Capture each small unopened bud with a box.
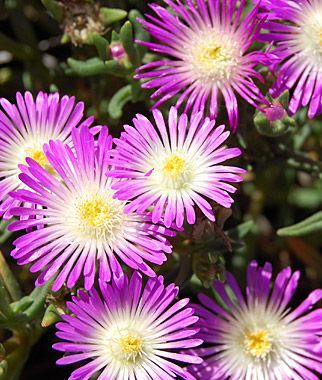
[110,42,128,64]
[255,101,295,137]
[263,104,286,122]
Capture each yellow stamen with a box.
[319,29,322,46]
[119,333,143,362]
[74,192,124,241]
[26,147,54,174]
[78,196,110,228]
[244,330,272,359]
[188,36,239,83]
[197,45,231,64]
[163,155,186,178]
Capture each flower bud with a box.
[255,100,295,137]
[110,42,128,64]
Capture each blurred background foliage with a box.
[0,0,321,379]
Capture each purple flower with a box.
[260,0,322,118]
[109,108,245,228]
[190,261,322,379]
[8,127,175,291]
[0,91,93,219]
[53,272,202,380]
[135,0,269,130]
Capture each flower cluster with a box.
[9,126,175,291]
[0,0,321,379]
[0,89,244,377]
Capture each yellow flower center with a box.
[163,155,186,178]
[78,196,110,228]
[25,147,54,174]
[319,29,322,46]
[119,333,143,363]
[197,45,232,65]
[29,149,47,167]
[244,330,272,359]
[75,193,123,240]
[187,34,239,83]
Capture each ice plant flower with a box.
[135,0,269,130]
[260,0,322,118]
[8,127,175,291]
[54,272,202,380]
[109,108,245,228]
[0,91,93,218]
[190,261,322,379]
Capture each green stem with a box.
[0,252,23,302]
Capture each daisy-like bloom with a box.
[135,0,269,130]
[109,108,245,228]
[8,127,175,291]
[260,0,322,118]
[0,91,94,218]
[54,272,202,380]
[190,261,322,379]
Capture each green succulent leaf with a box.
[120,21,139,66]
[0,251,22,302]
[66,58,109,76]
[128,9,150,58]
[108,84,132,119]
[278,211,322,236]
[0,280,12,319]
[41,0,64,22]
[104,59,132,76]
[99,8,127,26]
[24,280,53,321]
[227,220,255,241]
[91,34,109,61]
[41,304,61,327]
[10,297,33,314]
[111,30,120,43]
[289,187,322,208]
